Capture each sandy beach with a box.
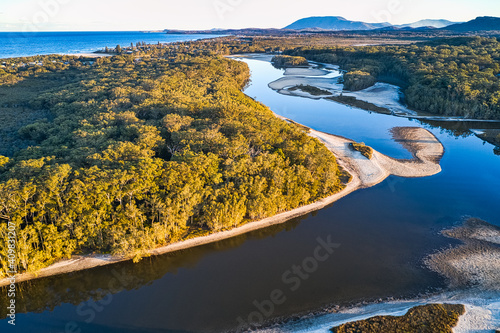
[64,52,113,58]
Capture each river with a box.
[1,55,500,333]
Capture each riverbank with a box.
[258,54,500,123]
[255,289,500,333]
[0,121,444,287]
[330,303,465,333]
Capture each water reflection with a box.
[1,56,499,333]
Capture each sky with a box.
[1,0,500,32]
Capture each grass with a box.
[289,84,332,96]
[348,142,373,159]
[331,303,465,333]
[338,166,353,185]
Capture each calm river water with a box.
[1,56,500,333]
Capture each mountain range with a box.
[284,16,391,31]
[163,16,500,36]
[283,16,500,32]
[442,16,500,32]
[398,19,459,29]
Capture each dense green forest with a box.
[271,55,309,68]
[285,37,500,119]
[3,33,500,277]
[0,40,344,276]
[342,71,376,91]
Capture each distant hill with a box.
[284,16,390,31]
[442,16,500,32]
[397,19,459,29]
[374,26,436,31]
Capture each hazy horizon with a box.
[2,0,500,32]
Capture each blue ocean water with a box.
[0,31,221,59]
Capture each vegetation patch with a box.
[343,70,376,91]
[348,142,373,159]
[289,84,332,96]
[271,55,309,68]
[330,303,465,333]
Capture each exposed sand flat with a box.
[268,71,414,116]
[231,53,275,62]
[268,76,342,92]
[284,67,330,76]
[449,252,500,290]
[454,303,497,333]
[426,218,500,291]
[0,122,444,286]
[262,58,500,123]
[309,126,444,188]
[343,83,416,116]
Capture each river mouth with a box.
[1,55,500,333]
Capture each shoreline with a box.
[255,289,500,333]
[250,53,500,124]
[0,120,444,287]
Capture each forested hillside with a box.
[285,37,500,119]
[0,42,344,276]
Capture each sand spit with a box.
[329,303,465,333]
[426,218,500,290]
[284,67,330,76]
[269,76,341,94]
[308,126,444,188]
[0,123,444,287]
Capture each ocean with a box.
[0,31,221,59]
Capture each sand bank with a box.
[426,218,500,290]
[284,67,330,76]
[308,126,443,188]
[255,289,500,333]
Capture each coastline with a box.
[0,119,444,287]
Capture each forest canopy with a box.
[0,40,344,276]
[271,55,309,68]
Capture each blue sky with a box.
[1,0,500,31]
